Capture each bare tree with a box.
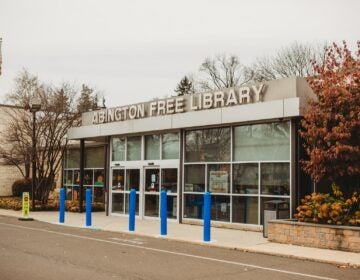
[252,41,326,81]
[1,70,98,204]
[198,54,254,91]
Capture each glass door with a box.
[143,167,178,219]
[144,168,160,217]
[161,168,178,219]
[111,167,140,215]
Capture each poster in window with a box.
[209,171,228,193]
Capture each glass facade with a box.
[110,133,180,219]
[108,122,291,226]
[145,135,160,160]
[127,137,142,161]
[184,122,291,225]
[63,146,105,203]
[185,127,230,162]
[162,133,179,159]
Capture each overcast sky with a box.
[0,0,359,106]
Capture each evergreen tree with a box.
[77,84,98,113]
[174,76,194,96]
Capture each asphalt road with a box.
[0,215,358,280]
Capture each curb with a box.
[1,213,359,268]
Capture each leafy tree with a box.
[253,42,326,81]
[300,41,360,194]
[198,54,254,91]
[174,76,194,96]
[0,70,101,204]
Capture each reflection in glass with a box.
[233,164,258,194]
[127,136,141,161]
[112,137,125,161]
[64,170,73,185]
[84,170,93,185]
[184,194,203,219]
[166,195,177,219]
[66,149,80,168]
[211,195,230,222]
[185,127,231,162]
[207,164,230,193]
[145,194,159,217]
[85,147,104,168]
[261,163,290,195]
[234,122,290,161]
[161,169,177,193]
[112,193,124,213]
[112,169,124,190]
[145,135,160,160]
[162,133,179,159]
[126,169,140,191]
[184,165,205,192]
[232,196,258,224]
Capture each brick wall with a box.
[268,220,360,253]
[0,164,24,196]
[0,106,25,196]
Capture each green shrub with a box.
[11,178,32,197]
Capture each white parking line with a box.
[109,237,144,245]
[0,222,338,280]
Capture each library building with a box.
[66,77,313,229]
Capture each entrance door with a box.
[111,167,140,215]
[144,167,178,219]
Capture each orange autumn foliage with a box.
[295,184,360,226]
[300,41,360,189]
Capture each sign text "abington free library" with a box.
[92,84,265,124]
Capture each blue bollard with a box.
[59,188,65,223]
[85,188,92,227]
[203,192,211,242]
[160,190,167,236]
[129,189,136,232]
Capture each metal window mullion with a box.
[289,120,293,219]
[160,134,162,160]
[258,162,261,225]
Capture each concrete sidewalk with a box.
[1,209,359,268]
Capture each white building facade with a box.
[67,77,313,229]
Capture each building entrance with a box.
[144,167,178,219]
[111,166,179,220]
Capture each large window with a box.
[112,137,125,161]
[145,135,160,160]
[184,165,205,192]
[183,121,291,225]
[261,163,290,195]
[112,133,180,162]
[233,163,258,194]
[185,127,230,162]
[63,146,105,204]
[234,122,290,161]
[127,136,141,161]
[162,133,179,159]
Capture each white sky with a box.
[0,0,359,106]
